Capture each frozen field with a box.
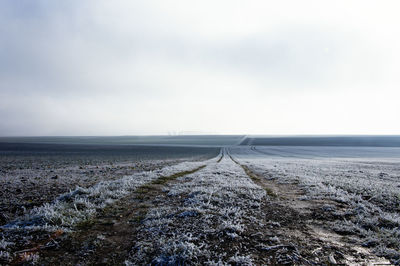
[0,143,219,226]
[230,146,400,264]
[0,143,399,264]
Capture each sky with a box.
[0,0,400,136]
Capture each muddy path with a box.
[228,151,392,265]
[1,155,218,265]
[33,165,211,265]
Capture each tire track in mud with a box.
[228,152,278,198]
[125,151,271,265]
[118,150,310,264]
[35,161,217,265]
[228,149,392,265]
[7,148,391,265]
[3,154,222,265]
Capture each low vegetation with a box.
[239,153,400,264]
[1,145,398,264]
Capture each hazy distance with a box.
[1,0,399,136]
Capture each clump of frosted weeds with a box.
[204,258,228,266]
[152,238,204,265]
[23,253,40,264]
[229,253,254,265]
[219,220,244,234]
[0,251,11,263]
[0,238,13,249]
[0,237,14,263]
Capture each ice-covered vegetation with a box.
[125,155,266,264]
[232,146,400,263]
[1,143,399,264]
[4,160,214,230]
[0,143,219,224]
[0,158,217,264]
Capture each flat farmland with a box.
[230,145,400,264]
[0,143,219,225]
[0,141,399,265]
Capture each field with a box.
[0,139,399,265]
[231,146,400,264]
[0,135,245,146]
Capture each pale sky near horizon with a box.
[0,0,399,136]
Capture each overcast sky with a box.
[1,0,399,136]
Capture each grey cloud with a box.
[0,1,371,98]
[0,1,398,135]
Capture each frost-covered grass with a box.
[233,147,400,263]
[126,155,266,264]
[0,238,13,262]
[0,158,186,225]
[0,144,219,225]
[0,157,217,264]
[3,160,213,230]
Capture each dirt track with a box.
[1,149,395,265]
[229,152,391,265]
